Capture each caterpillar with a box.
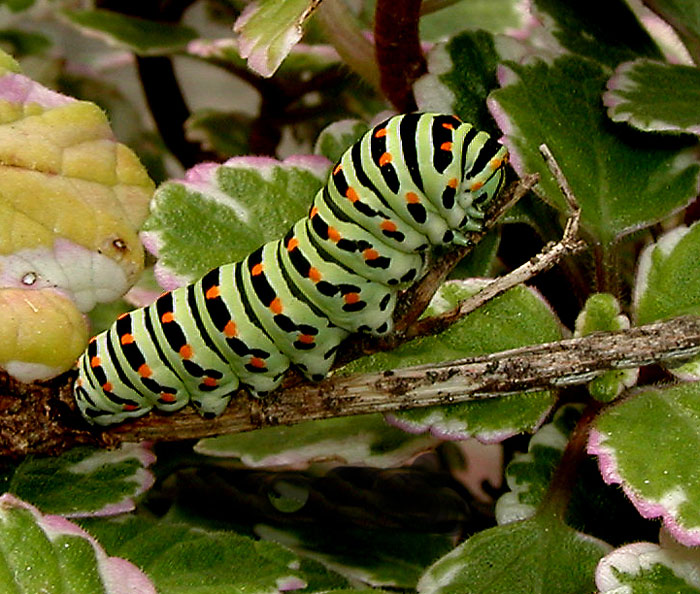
[74,113,508,426]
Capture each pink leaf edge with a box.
[0,494,157,594]
[588,428,700,546]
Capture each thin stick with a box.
[407,146,586,338]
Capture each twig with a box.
[104,315,700,443]
[406,145,586,339]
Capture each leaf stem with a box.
[538,403,601,521]
[374,0,427,111]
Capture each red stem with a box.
[374,0,427,111]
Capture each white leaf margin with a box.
[596,529,700,592]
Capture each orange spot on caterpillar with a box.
[179,344,193,359]
[138,364,152,378]
[102,382,113,392]
[375,127,387,137]
[251,263,264,276]
[440,141,453,151]
[160,393,176,403]
[470,181,484,191]
[344,292,360,304]
[76,378,83,387]
[270,297,283,314]
[333,163,342,175]
[363,248,379,260]
[328,227,341,242]
[442,122,454,130]
[205,285,220,299]
[202,377,218,387]
[224,320,237,337]
[490,157,504,169]
[287,237,299,251]
[90,356,101,368]
[123,404,139,411]
[405,192,420,204]
[380,220,397,232]
[161,311,174,323]
[120,333,134,345]
[308,267,322,282]
[346,187,359,202]
[448,178,459,188]
[250,357,266,368]
[298,334,315,344]
[310,206,319,218]
[379,152,392,166]
[117,312,128,320]
[89,336,96,344]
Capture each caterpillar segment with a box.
[74,113,509,425]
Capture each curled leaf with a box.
[0,288,88,381]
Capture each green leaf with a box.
[489,55,700,245]
[313,119,369,164]
[597,536,700,593]
[342,280,561,441]
[496,404,583,524]
[186,109,254,159]
[141,155,328,286]
[8,444,155,517]
[417,515,610,594]
[605,59,700,134]
[0,494,155,593]
[258,523,453,588]
[0,29,50,56]
[642,0,700,64]
[531,0,662,69]
[633,222,700,379]
[634,223,700,324]
[415,30,502,137]
[574,294,638,402]
[233,0,321,77]
[589,382,700,546]
[420,0,523,41]
[195,414,441,468]
[61,9,197,54]
[81,515,307,593]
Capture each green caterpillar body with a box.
[75,113,508,425]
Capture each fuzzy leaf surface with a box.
[0,494,155,593]
[141,155,329,288]
[597,535,700,593]
[195,414,441,468]
[343,280,561,442]
[532,0,662,68]
[0,288,88,382]
[234,0,321,77]
[574,293,637,402]
[589,382,700,546]
[633,223,700,379]
[489,56,700,245]
[415,30,502,137]
[605,59,700,134]
[8,443,155,517]
[417,515,610,594]
[81,515,307,593]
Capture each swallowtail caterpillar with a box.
[75,113,508,425]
